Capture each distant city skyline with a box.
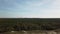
[0,0,60,18]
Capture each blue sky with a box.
[0,0,60,18]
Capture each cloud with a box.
[39,9,60,18]
[40,0,60,18]
[49,0,60,9]
[0,0,60,18]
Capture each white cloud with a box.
[41,0,60,18]
[38,9,60,18]
[49,0,60,8]
[0,0,60,18]
[12,0,60,18]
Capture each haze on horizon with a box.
[0,0,60,18]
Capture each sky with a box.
[0,0,60,18]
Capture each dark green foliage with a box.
[0,18,60,32]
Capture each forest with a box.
[0,18,60,33]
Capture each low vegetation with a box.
[0,18,60,33]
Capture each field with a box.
[0,18,60,34]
